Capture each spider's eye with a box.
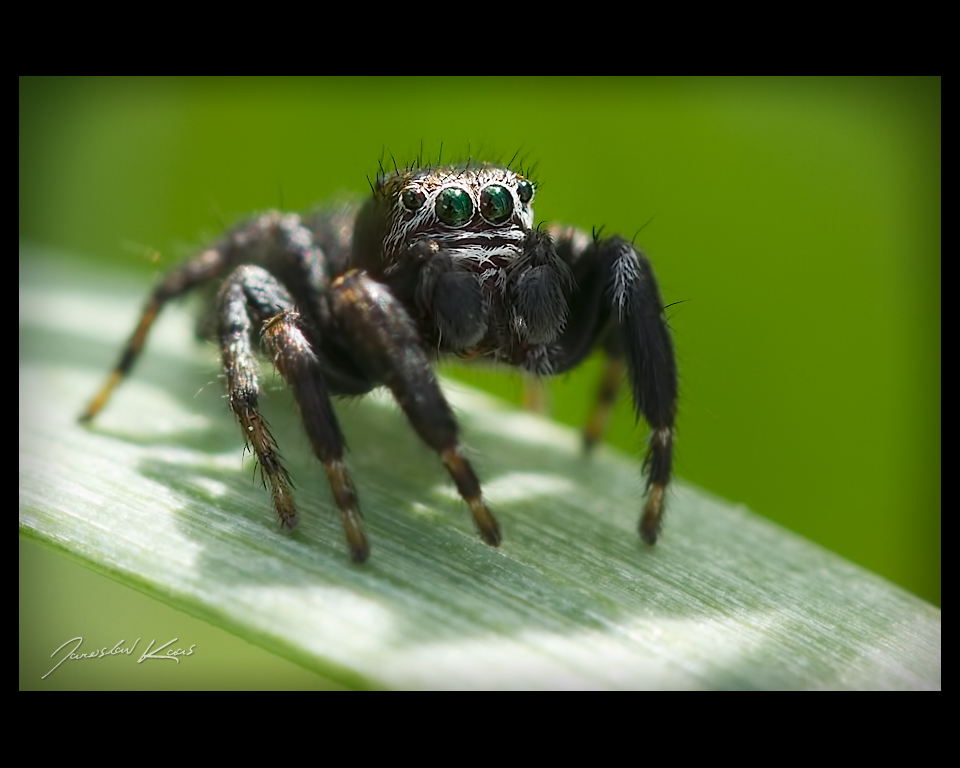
[435,187,473,227]
[479,184,514,224]
[517,179,534,204]
[402,188,426,212]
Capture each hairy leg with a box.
[331,269,501,547]
[534,230,679,544]
[219,265,369,562]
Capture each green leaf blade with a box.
[19,248,940,689]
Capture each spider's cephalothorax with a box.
[81,161,678,564]
[353,164,571,365]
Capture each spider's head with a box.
[372,164,536,266]
[352,162,569,356]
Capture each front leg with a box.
[331,269,501,547]
[538,230,679,545]
[219,265,370,563]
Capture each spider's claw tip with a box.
[342,510,369,564]
[281,514,300,532]
[639,483,665,545]
[349,539,370,564]
[473,500,501,547]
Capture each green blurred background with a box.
[20,77,940,677]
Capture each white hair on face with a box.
[383,165,535,265]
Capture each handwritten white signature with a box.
[43,637,196,680]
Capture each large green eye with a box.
[479,184,514,224]
[435,187,473,227]
[517,178,534,204]
[402,188,426,212]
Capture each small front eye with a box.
[517,179,534,204]
[480,184,514,224]
[435,187,473,227]
[402,188,426,212]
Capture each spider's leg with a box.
[522,374,548,414]
[537,224,623,449]
[582,350,627,453]
[331,269,501,547]
[528,230,678,544]
[80,210,330,423]
[79,248,227,421]
[219,265,369,562]
[218,268,298,532]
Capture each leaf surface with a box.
[19,248,940,689]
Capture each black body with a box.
[81,162,678,563]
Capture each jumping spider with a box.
[81,161,678,563]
